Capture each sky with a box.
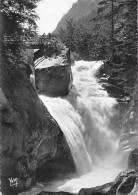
[36,0,78,35]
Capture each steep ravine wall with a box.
[1,64,75,195]
[121,84,138,170]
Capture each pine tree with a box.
[1,0,40,37]
[91,0,116,59]
[93,0,137,95]
[1,0,41,58]
[1,0,41,81]
[75,25,92,60]
[58,19,77,52]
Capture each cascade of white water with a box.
[39,95,93,174]
[69,61,120,164]
[20,61,127,195]
[39,61,122,174]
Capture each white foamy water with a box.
[40,95,93,174]
[19,61,127,195]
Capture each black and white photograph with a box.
[0,0,138,195]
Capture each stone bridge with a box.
[4,35,53,67]
[4,35,47,49]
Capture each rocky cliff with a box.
[120,84,138,170]
[1,61,75,194]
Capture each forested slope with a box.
[54,0,99,34]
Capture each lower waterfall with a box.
[21,61,127,194]
[40,95,93,174]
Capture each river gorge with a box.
[18,60,136,195]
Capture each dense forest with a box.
[56,0,137,97]
[1,0,41,84]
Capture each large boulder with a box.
[34,37,73,97]
[78,170,137,195]
[35,62,72,97]
[108,169,137,195]
[1,62,75,194]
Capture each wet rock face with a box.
[36,131,75,182]
[1,66,74,194]
[1,81,59,193]
[120,84,138,168]
[108,170,137,195]
[123,84,138,134]
[128,148,138,170]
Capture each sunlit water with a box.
[20,61,128,195]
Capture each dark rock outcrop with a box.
[108,169,137,195]
[35,38,73,97]
[36,131,75,182]
[123,84,138,134]
[120,84,138,168]
[78,182,112,195]
[1,63,74,194]
[128,148,138,170]
[78,170,137,195]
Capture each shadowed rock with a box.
[128,148,138,170]
[78,182,112,195]
[108,169,137,195]
[1,61,75,194]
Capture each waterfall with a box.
[30,60,129,195]
[40,95,92,174]
[39,61,122,175]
